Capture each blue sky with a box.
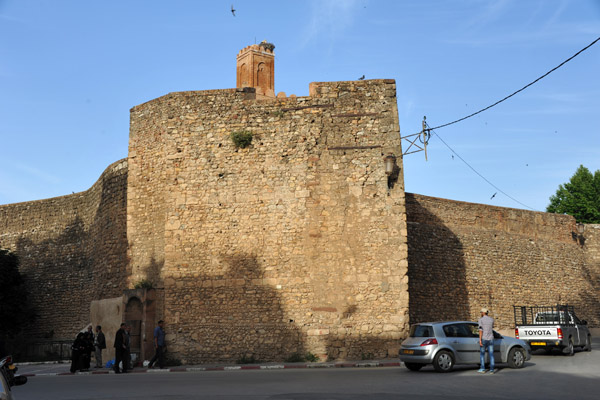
[1,0,599,212]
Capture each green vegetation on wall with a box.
[230,130,253,148]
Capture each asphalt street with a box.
[10,339,599,400]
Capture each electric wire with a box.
[428,36,600,131]
[426,122,537,211]
[403,38,600,209]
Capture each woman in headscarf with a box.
[70,332,86,373]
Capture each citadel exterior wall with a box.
[127,79,409,363]
[3,74,598,365]
[0,159,129,340]
[582,224,600,319]
[406,193,600,329]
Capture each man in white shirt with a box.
[478,307,495,374]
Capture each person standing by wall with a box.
[113,323,127,374]
[82,325,95,371]
[148,320,166,369]
[94,325,106,368]
[69,332,86,373]
[124,324,132,370]
[478,307,495,374]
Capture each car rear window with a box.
[410,325,434,337]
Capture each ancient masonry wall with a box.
[582,224,600,321]
[127,80,409,363]
[2,78,597,364]
[0,160,129,339]
[406,193,600,329]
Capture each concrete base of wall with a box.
[90,296,124,362]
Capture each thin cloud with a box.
[398,99,415,119]
[11,162,62,185]
[543,0,569,28]
[300,0,361,49]
[0,13,27,23]
[445,25,600,47]
[443,0,599,47]
[522,92,589,103]
[461,0,511,32]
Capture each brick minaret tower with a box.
[236,41,275,99]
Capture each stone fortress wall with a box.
[1,46,598,362]
[3,166,599,361]
[126,79,409,363]
[406,193,600,329]
[0,160,129,340]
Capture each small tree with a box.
[0,249,36,340]
[546,165,600,223]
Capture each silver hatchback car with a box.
[399,321,530,372]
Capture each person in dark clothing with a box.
[148,320,166,369]
[94,325,106,368]
[113,323,127,373]
[82,325,95,371]
[124,324,132,370]
[70,333,86,373]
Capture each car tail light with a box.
[515,328,519,339]
[557,328,563,340]
[420,338,438,346]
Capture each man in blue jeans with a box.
[478,307,495,374]
[148,320,166,369]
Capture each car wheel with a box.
[564,339,574,356]
[584,336,592,352]
[432,350,454,373]
[404,362,424,371]
[507,347,525,368]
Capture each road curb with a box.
[18,360,404,377]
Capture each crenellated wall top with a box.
[236,43,275,57]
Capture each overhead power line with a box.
[428,36,600,131]
[426,122,537,211]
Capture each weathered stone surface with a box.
[0,160,129,339]
[406,193,600,329]
[127,79,407,363]
[1,59,598,366]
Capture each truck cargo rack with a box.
[513,304,575,326]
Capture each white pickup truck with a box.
[513,305,592,355]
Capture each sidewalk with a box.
[16,359,403,377]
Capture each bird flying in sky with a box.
[490,192,497,200]
[231,4,236,16]
[358,75,365,80]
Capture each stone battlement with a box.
[236,43,275,56]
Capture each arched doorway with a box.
[125,297,143,365]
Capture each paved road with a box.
[11,343,599,400]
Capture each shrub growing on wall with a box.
[133,279,153,289]
[230,130,253,148]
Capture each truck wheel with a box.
[404,362,424,371]
[432,350,454,373]
[564,339,574,356]
[507,347,526,368]
[584,336,592,352]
